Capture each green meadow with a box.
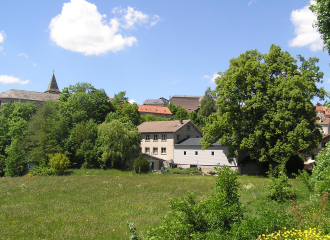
[0,170,314,239]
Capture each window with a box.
[187,125,190,131]
[177,135,180,140]
[322,142,326,148]
[184,151,186,155]
[211,151,214,156]
[153,135,158,141]
[153,147,158,155]
[195,151,198,155]
[162,134,167,141]
[190,165,197,168]
[145,135,150,141]
[161,147,166,154]
[145,147,150,154]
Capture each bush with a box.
[133,154,150,173]
[30,165,53,176]
[295,170,314,192]
[49,153,70,175]
[145,165,243,239]
[312,142,330,194]
[258,228,330,239]
[167,168,182,174]
[267,165,296,202]
[5,140,26,177]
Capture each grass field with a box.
[0,170,313,239]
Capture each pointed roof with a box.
[45,73,60,94]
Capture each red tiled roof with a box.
[315,106,325,111]
[138,105,172,115]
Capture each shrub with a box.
[5,140,26,177]
[133,154,150,173]
[258,228,330,239]
[295,170,314,192]
[312,142,330,194]
[30,165,53,176]
[267,165,296,202]
[167,168,181,174]
[49,153,70,175]
[145,165,243,239]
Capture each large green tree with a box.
[309,0,330,54]
[202,45,326,165]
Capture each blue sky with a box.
[0,0,329,104]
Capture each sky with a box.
[0,0,329,104]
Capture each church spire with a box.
[45,71,61,94]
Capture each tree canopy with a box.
[199,87,216,118]
[309,0,330,54]
[202,44,326,165]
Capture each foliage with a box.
[312,142,330,194]
[24,101,68,164]
[309,0,330,55]
[97,120,141,169]
[133,154,150,173]
[0,154,5,177]
[199,87,216,117]
[267,165,296,202]
[188,110,205,129]
[167,102,188,120]
[49,153,70,175]
[146,166,243,239]
[112,102,141,126]
[5,140,26,177]
[202,45,326,165]
[167,168,182,174]
[30,165,53,176]
[295,170,314,192]
[59,82,113,124]
[140,114,169,123]
[258,227,330,239]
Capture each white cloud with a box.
[18,53,28,58]
[33,63,37,66]
[150,15,160,27]
[203,73,220,83]
[0,75,30,85]
[0,31,5,43]
[120,6,148,29]
[248,0,256,6]
[0,47,3,51]
[128,99,136,104]
[49,0,140,55]
[289,3,324,51]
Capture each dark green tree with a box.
[202,45,326,165]
[199,87,216,117]
[309,0,330,54]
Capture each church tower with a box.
[45,72,61,94]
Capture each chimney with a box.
[179,119,183,124]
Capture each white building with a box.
[174,138,236,171]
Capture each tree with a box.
[202,45,326,165]
[167,103,188,120]
[60,82,113,124]
[199,87,216,117]
[97,120,141,169]
[309,0,330,54]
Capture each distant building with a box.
[169,95,203,113]
[315,106,330,135]
[143,97,169,107]
[0,73,61,106]
[137,105,172,118]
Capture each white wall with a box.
[174,144,236,168]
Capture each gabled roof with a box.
[0,89,60,102]
[45,73,60,94]
[143,98,167,105]
[138,105,172,115]
[315,106,325,111]
[137,120,202,135]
